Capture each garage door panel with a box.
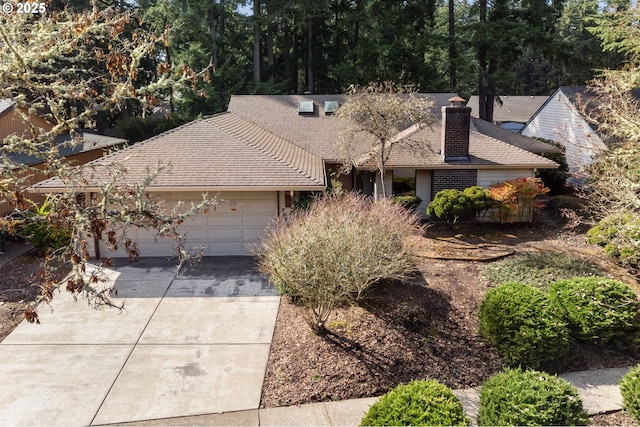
[242,215,273,226]
[98,191,278,257]
[207,242,244,255]
[183,216,208,226]
[207,229,243,241]
[243,228,265,240]
[243,199,278,213]
[206,215,243,226]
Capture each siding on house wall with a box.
[0,108,53,140]
[521,90,606,184]
[0,149,115,215]
[415,170,432,219]
[477,169,534,188]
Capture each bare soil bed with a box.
[0,249,69,342]
[260,220,640,425]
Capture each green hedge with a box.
[620,364,640,423]
[477,368,587,426]
[479,282,569,368]
[549,277,640,344]
[360,380,469,426]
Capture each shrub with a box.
[255,192,422,335]
[477,367,588,426]
[479,282,569,368]
[489,177,549,223]
[462,186,495,223]
[427,189,470,228]
[587,213,640,268]
[18,198,71,254]
[393,195,422,211]
[620,364,640,423]
[483,252,604,291]
[360,380,470,426]
[548,277,640,344]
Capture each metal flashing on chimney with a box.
[298,100,315,114]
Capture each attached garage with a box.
[31,113,326,258]
[93,191,279,257]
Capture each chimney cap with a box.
[448,96,466,107]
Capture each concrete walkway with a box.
[0,257,280,426]
[105,367,630,426]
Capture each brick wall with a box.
[441,106,471,160]
[432,169,477,195]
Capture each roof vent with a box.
[324,100,340,115]
[298,100,315,114]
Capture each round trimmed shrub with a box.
[479,282,569,368]
[549,277,640,344]
[360,379,470,426]
[477,368,588,426]
[427,189,471,228]
[620,364,640,423]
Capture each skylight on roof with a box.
[324,100,340,115]
[298,100,314,114]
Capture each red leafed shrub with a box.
[489,177,549,223]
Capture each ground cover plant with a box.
[360,379,470,426]
[483,252,604,291]
[549,277,640,344]
[587,213,640,269]
[478,282,570,368]
[477,367,588,426]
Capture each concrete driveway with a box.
[0,257,280,426]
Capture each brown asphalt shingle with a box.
[32,113,326,191]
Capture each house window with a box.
[392,170,416,196]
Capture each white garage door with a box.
[97,191,278,257]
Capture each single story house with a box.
[520,86,606,186]
[466,95,549,132]
[32,94,559,257]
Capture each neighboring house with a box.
[32,94,558,258]
[0,98,54,139]
[467,95,549,132]
[1,132,128,214]
[520,86,604,186]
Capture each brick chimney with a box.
[441,96,471,162]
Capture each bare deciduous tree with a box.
[0,5,215,323]
[334,82,436,199]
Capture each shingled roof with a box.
[356,121,559,169]
[32,113,326,192]
[467,95,548,123]
[228,93,456,161]
[471,118,561,154]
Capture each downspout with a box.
[276,190,280,216]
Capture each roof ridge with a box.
[205,113,325,185]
